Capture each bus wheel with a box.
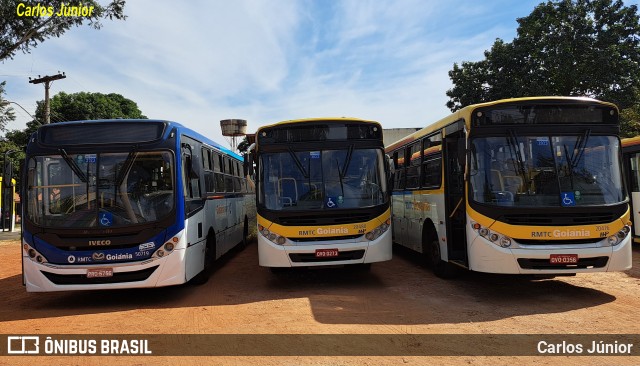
[191,232,216,285]
[426,234,458,279]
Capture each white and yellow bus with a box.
[253,118,392,271]
[386,97,632,277]
[621,136,640,244]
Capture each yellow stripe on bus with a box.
[258,208,391,238]
[467,205,630,241]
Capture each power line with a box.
[6,101,42,126]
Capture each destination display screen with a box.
[258,122,382,144]
[39,121,167,145]
[473,103,618,126]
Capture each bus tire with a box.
[191,231,216,285]
[424,225,458,279]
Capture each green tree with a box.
[620,91,640,137]
[446,0,640,115]
[0,81,15,133]
[0,0,127,60]
[0,82,20,189]
[38,91,147,123]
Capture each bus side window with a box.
[406,142,421,189]
[202,148,214,193]
[422,155,442,189]
[391,151,399,190]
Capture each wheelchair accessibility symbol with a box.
[561,192,576,207]
[99,212,113,226]
[326,197,337,208]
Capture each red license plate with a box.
[87,268,114,278]
[549,254,578,264]
[315,249,339,258]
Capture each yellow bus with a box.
[386,97,631,277]
[254,118,392,271]
[621,136,640,244]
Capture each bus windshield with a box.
[469,134,625,207]
[259,148,387,210]
[27,151,174,228]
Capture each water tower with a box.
[220,119,247,152]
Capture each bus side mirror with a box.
[385,154,395,189]
[243,153,254,177]
[386,155,396,176]
[181,143,199,179]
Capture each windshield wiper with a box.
[506,130,529,193]
[287,147,308,178]
[335,158,345,196]
[570,129,591,169]
[341,145,354,178]
[115,148,139,186]
[59,149,87,183]
[562,129,590,191]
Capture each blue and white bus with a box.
[22,119,254,291]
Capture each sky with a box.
[2,0,640,148]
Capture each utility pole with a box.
[29,72,66,124]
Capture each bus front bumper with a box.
[22,247,188,292]
[258,229,392,267]
[467,231,632,274]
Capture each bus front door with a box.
[443,124,468,268]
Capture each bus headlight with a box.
[471,221,512,248]
[365,219,391,241]
[260,227,287,246]
[152,238,179,259]
[608,225,631,246]
[23,244,48,263]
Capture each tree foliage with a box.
[0,0,126,61]
[620,90,640,137]
[446,0,640,115]
[40,91,146,122]
[0,81,15,133]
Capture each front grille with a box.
[514,238,601,245]
[53,243,140,251]
[41,266,159,285]
[289,250,365,263]
[277,213,374,226]
[517,257,608,270]
[501,212,618,226]
[289,235,362,243]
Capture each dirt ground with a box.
[1,231,639,365]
